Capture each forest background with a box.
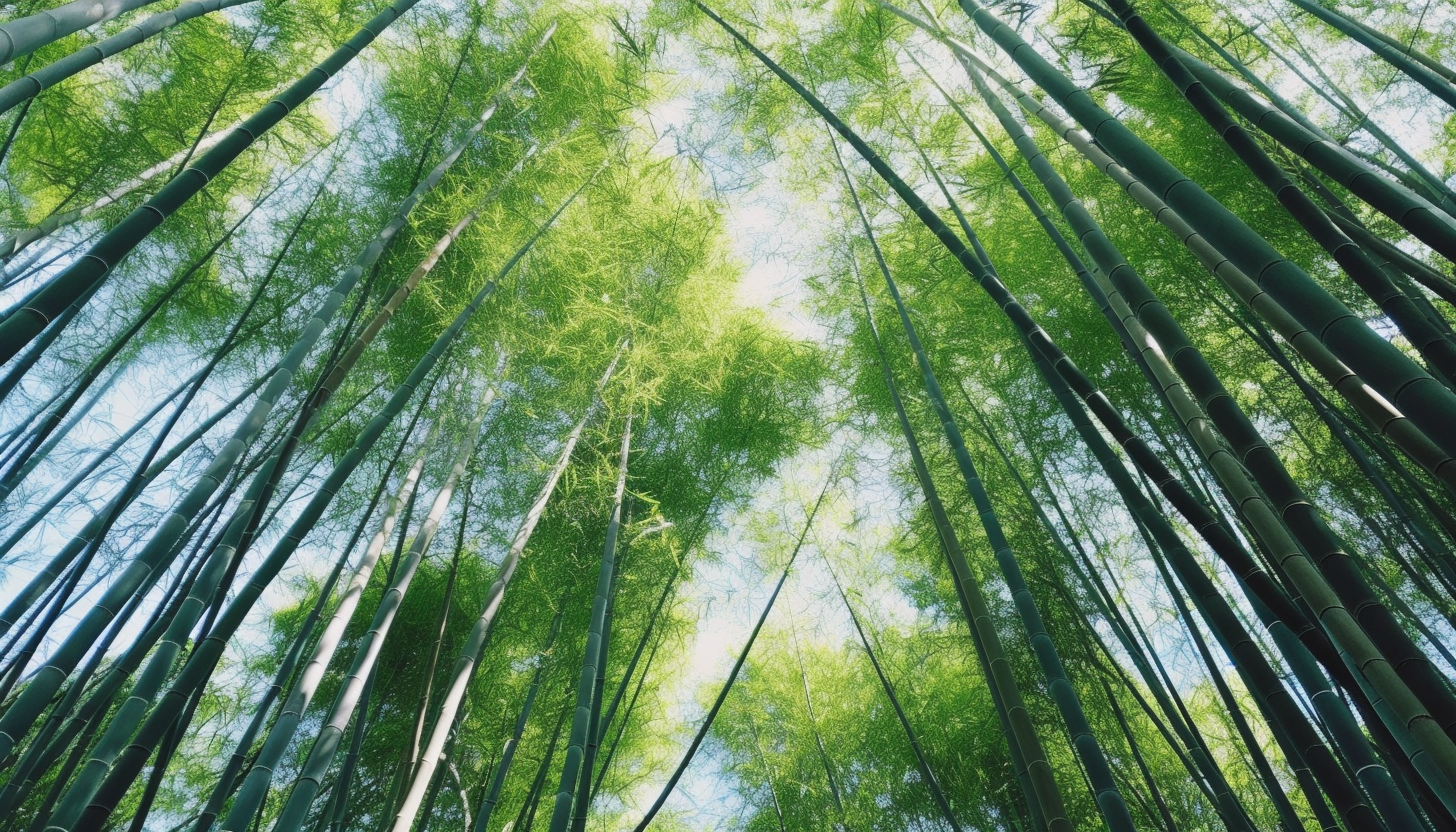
[1,0,1455,830]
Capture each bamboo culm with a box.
[260,176,594,832]
[473,610,565,832]
[1287,0,1456,110]
[189,394,430,832]
[956,51,1423,824]
[380,327,620,832]
[715,13,1141,829]
[826,556,965,832]
[0,51,519,761]
[546,415,633,832]
[57,178,563,830]
[0,0,162,65]
[956,0,1456,473]
[0,165,325,504]
[0,0,258,115]
[627,472,833,832]
[845,252,1070,832]
[242,389,493,832]
[0,0,425,361]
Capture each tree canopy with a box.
[2,0,1456,830]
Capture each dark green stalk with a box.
[216,392,490,832]
[474,610,565,832]
[518,705,571,832]
[548,418,632,832]
[0,0,257,115]
[959,47,1422,823]
[188,390,433,832]
[965,390,1255,828]
[1287,0,1456,109]
[957,0,1456,474]
[959,0,1456,802]
[0,0,163,64]
[1106,0,1456,767]
[825,556,965,832]
[590,625,661,803]
[713,14,1157,829]
[0,0,425,362]
[61,175,566,830]
[0,238,292,641]
[569,495,632,832]
[1107,15,1456,385]
[845,243,1060,832]
[0,40,517,761]
[626,471,832,832]
[1169,35,1456,258]
[0,166,323,502]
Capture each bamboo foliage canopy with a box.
[2,0,1456,830]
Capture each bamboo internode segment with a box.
[0,0,258,117]
[0,0,161,65]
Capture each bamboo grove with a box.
[3,0,1456,828]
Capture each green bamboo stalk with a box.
[383,331,622,832]
[963,391,1255,828]
[0,0,162,64]
[0,164,325,503]
[0,232,296,637]
[1098,7,1456,387]
[627,471,832,832]
[1182,44,1456,260]
[0,364,243,567]
[0,0,258,115]
[595,561,675,747]
[1160,4,1456,228]
[197,423,437,832]
[518,705,571,832]
[222,391,489,832]
[877,21,1456,796]
[590,618,662,805]
[955,40,1454,487]
[568,488,633,832]
[847,15,1390,824]
[846,256,1063,832]
[190,393,430,832]
[1287,0,1456,109]
[824,556,965,832]
[57,171,576,831]
[1105,0,1456,771]
[0,50,524,760]
[1107,34,1456,375]
[0,0,424,362]
[957,49,1423,823]
[395,478,475,820]
[956,0,1456,473]
[595,479,739,756]
[42,388,368,830]
[473,610,565,832]
[708,12,1148,829]
[546,417,633,832]
[1096,676,1180,832]
[0,106,254,262]
[1246,11,1456,215]
[0,450,254,816]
